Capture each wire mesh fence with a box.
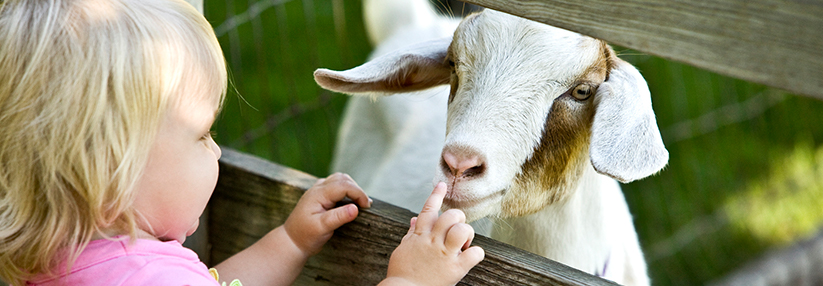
[203,1,823,285]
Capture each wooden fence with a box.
[187,149,618,285]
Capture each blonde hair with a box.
[0,0,227,284]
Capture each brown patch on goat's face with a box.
[499,40,614,218]
[501,98,593,217]
[579,40,613,84]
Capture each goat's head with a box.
[314,10,668,222]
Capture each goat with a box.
[316,8,668,286]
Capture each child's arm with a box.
[212,173,371,286]
[379,182,485,286]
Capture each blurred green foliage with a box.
[621,53,823,285]
[205,0,372,176]
[204,1,823,285]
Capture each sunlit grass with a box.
[724,141,823,245]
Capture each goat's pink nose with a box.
[441,147,486,179]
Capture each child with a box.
[0,0,484,285]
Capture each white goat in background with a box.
[319,4,669,286]
[330,0,460,214]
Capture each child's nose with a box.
[209,138,221,159]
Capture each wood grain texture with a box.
[461,0,823,100]
[206,148,619,285]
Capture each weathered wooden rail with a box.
[187,149,618,285]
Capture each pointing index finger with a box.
[414,182,447,233]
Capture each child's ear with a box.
[314,37,453,96]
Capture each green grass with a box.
[204,1,823,285]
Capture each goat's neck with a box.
[490,164,616,271]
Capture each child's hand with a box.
[283,173,371,256]
[381,182,485,286]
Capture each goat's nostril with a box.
[441,148,486,179]
[440,157,454,176]
[463,164,485,177]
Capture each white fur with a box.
[329,0,458,214]
[318,5,667,286]
[490,166,649,284]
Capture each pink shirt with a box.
[27,237,219,286]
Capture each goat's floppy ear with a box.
[590,60,669,183]
[314,37,452,96]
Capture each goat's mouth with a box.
[443,189,504,210]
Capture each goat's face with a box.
[314,10,668,223]
[435,11,612,221]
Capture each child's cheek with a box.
[186,218,200,237]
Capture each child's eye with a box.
[201,130,216,140]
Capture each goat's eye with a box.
[447,59,460,104]
[571,83,594,100]
[449,72,459,104]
